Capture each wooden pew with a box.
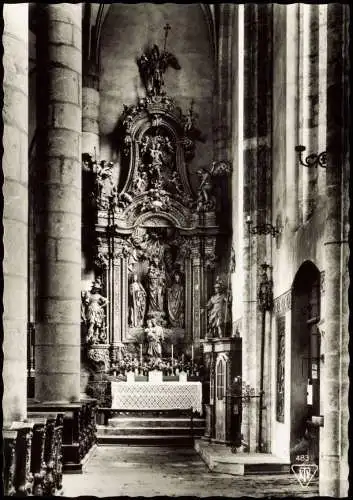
[25,416,47,496]
[28,398,97,473]
[7,422,34,496]
[26,411,64,496]
[3,428,18,496]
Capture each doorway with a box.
[291,261,321,464]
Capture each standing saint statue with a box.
[85,280,108,343]
[129,273,147,327]
[145,318,164,358]
[146,257,166,316]
[206,277,228,338]
[167,272,185,327]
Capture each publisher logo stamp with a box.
[291,455,318,488]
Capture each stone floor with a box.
[63,445,319,497]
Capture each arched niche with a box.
[99,3,214,189]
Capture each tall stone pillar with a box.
[35,4,82,402]
[241,3,273,454]
[320,4,349,497]
[2,4,29,424]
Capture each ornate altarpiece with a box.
[82,39,231,371]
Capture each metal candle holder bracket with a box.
[295,145,327,168]
[246,216,282,238]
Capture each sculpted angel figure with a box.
[137,44,181,96]
[196,168,215,211]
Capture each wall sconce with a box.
[246,216,281,238]
[295,145,327,168]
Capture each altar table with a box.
[111,381,203,414]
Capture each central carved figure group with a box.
[128,258,185,332]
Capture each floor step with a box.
[107,417,205,429]
[97,434,194,446]
[195,440,291,476]
[98,425,204,437]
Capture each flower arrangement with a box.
[110,352,204,378]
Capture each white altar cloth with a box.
[111,381,203,414]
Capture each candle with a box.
[171,344,174,362]
[191,345,194,363]
[140,344,143,365]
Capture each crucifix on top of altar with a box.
[80,26,232,379]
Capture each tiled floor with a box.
[63,445,319,497]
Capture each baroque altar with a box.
[81,30,232,381]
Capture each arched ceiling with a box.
[84,3,216,70]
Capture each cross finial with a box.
[163,23,171,51]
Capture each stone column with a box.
[241,4,260,453]
[3,4,29,424]
[82,66,100,158]
[191,241,201,349]
[35,4,82,402]
[320,4,349,497]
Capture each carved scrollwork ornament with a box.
[205,254,217,270]
[87,347,110,371]
[204,237,217,269]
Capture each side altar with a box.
[80,29,233,409]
